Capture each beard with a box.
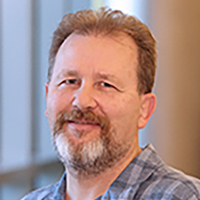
[52,109,131,178]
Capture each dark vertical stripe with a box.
[30,0,41,189]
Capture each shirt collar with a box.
[104,144,164,198]
[52,173,66,200]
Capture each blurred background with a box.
[0,0,200,199]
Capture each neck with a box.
[65,141,142,200]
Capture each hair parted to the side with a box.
[48,7,157,94]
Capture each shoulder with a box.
[21,173,66,200]
[165,167,200,198]
[137,164,200,199]
[116,144,200,199]
[21,182,58,200]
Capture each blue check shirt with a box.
[21,144,200,200]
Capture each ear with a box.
[45,82,49,98]
[45,82,49,117]
[137,93,156,129]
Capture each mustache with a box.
[53,109,109,135]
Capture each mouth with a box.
[67,119,101,132]
[66,119,101,139]
[53,110,107,138]
[67,120,100,126]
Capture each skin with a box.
[45,33,156,200]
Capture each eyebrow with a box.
[96,73,120,84]
[55,69,79,80]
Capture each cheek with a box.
[101,96,140,129]
[99,97,128,121]
[46,92,73,120]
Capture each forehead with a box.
[52,33,138,82]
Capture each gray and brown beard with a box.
[52,109,131,178]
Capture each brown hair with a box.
[48,7,157,94]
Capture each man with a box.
[22,7,200,200]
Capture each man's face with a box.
[45,33,148,176]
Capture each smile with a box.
[67,120,99,126]
[66,120,101,139]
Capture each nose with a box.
[72,84,97,110]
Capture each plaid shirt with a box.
[22,144,200,200]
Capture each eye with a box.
[66,79,78,85]
[100,82,113,88]
[58,78,80,88]
[97,81,122,92]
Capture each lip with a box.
[67,120,100,133]
[68,120,99,125]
